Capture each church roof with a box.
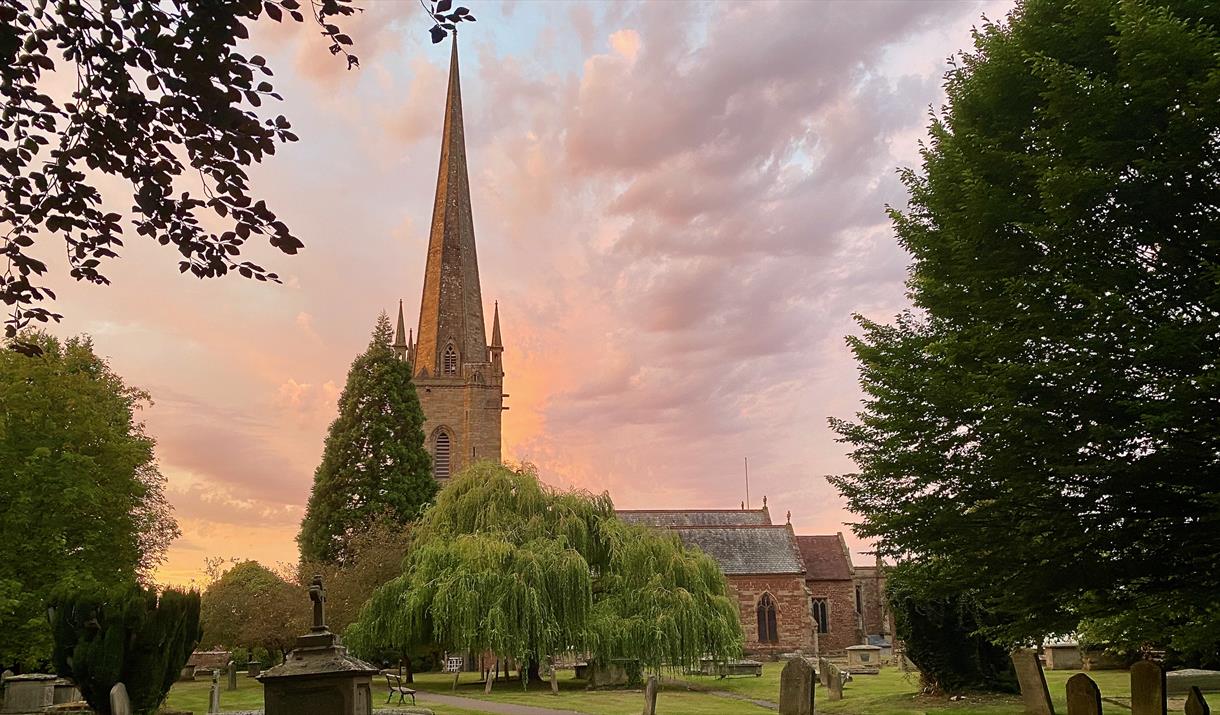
[414,35,488,378]
[795,534,854,581]
[616,509,771,528]
[673,526,805,576]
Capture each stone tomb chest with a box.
[257,576,379,715]
[845,645,882,674]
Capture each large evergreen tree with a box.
[348,462,743,678]
[298,313,434,564]
[830,0,1220,658]
[0,331,179,670]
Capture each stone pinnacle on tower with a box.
[393,299,409,361]
[413,33,486,378]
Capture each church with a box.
[395,38,891,659]
[393,37,505,482]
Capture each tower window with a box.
[434,430,451,480]
[443,343,457,375]
[812,597,830,634]
[757,593,779,644]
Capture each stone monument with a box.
[642,675,658,715]
[778,658,815,715]
[257,575,379,715]
[1065,673,1101,715]
[827,662,844,701]
[1012,648,1055,715]
[109,683,131,715]
[3,674,56,713]
[1130,660,1166,715]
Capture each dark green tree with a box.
[348,462,742,681]
[830,0,1220,655]
[50,584,201,715]
[298,313,434,564]
[199,561,307,661]
[0,331,179,670]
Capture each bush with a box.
[888,564,1018,694]
[50,585,201,715]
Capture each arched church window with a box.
[433,430,451,480]
[443,343,458,375]
[812,597,830,634]
[757,593,779,644]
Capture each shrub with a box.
[50,585,201,715]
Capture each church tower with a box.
[400,35,504,482]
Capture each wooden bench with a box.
[384,673,416,705]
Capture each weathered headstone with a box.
[812,624,820,660]
[778,657,815,715]
[550,665,559,696]
[642,674,658,715]
[1065,673,1102,715]
[818,657,831,688]
[209,670,221,714]
[1011,648,1055,715]
[485,661,496,694]
[109,682,132,715]
[1131,660,1166,715]
[827,662,844,701]
[247,660,261,678]
[1186,686,1211,715]
[227,660,238,690]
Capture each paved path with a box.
[414,690,595,715]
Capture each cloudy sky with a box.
[38,0,1012,585]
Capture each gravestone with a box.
[109,682,132,715]
[550,665,559,696]
[1186,687,1211,715]
[209,670,221,714]
[1011,648,1055,715]
[778,657,815,715]
[484,661,496,695]
[827,662,844,701]
[812,624,820,660]
[818,658,831,688]
[257,575,379,715]
[227,661,238,690]
[1065,673,1101,715]
[2,673,56,712]
[248,660,262,678]
[642,674,658,715]
[1131,660,1166,715]
[1168,670,1220,696]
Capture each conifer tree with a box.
[298,313,434,564]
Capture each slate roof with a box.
[795,535,854,581]
[673,526,805,575]
[616,509,771,528]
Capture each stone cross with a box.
[109,683,131,715]
[1011,648,1055,715]
[308,574,327,632]
[1186,686,1211,715]
[778,658,815,715]
[642,674,659,715]
[1065,673,1101,715]
[1130,660,1166,715]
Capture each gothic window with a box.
[443,343,458,375]
[855,585,864,614]
[433,430,452,480]
[811,598,830,634]
[757,593,779,644]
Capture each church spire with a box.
[393,299,408,361]
[414,34,487,378]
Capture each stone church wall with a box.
[854,566,890,639]
[727,574,813,657]
[805,578,861,653]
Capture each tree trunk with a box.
[527,658,543,684]
[402,655,414,684]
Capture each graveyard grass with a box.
[164,664,1207,715]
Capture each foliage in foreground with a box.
[298,314,435,565]
[887,564,1017,694]
[830,0,1220,657]
[200,561,306,659]
[50,585,201,715]
[0,331,178,669]
[348,463,742,675]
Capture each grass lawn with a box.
[163,674,485,714]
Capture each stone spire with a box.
[393,299,408,361]
[414,34,487,378]
[490,301,502,350]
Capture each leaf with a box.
[264,1,282,21]
[436,0,453,13]
[430,25,447,44]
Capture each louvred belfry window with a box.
[443,344,458,375]
[434,431,451,479]
[757,593,779,644]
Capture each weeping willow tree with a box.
[348,462,741,677]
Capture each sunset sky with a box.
[37,0,1012,585]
